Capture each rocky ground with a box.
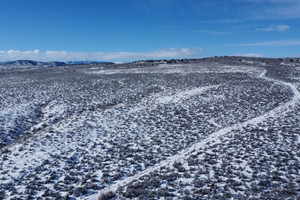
[0,57,299,199]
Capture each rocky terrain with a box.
[0,57,299,199]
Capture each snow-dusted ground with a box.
[0,58,299,199]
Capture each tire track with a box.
[89,67,300,199]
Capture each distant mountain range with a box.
[3,60,66,66]
[0,60,113,66]
[65,61,113,65]
[0,60,115,71]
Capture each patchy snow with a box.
[156,85,221,104]
[0,59,299,200]
[89,65,300,200]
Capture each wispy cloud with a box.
[201,19,243,24]
[245,0,300,19]
[203,0,300,22]
[255,24,290,32]
[197,30,233,35]
[245,0,299,3]
[0,48,203,62]
[235,53,264,57]
[217,19,242,23]
[231,39,300,46]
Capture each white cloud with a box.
[235,53,264,57]
[0,48,203,62]
[256,24,290,32]
[8,50,21,54]
[193,47,203,51]
[276,25,290,31]
[231,39,300,46]
[23,49,40,54]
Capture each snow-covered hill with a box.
[0,60,66,70]
[5,60,66,66]
[0,57,299,199]
[0,60,116,71]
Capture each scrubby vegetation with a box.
[0,57,299,199]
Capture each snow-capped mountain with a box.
[0,60,115,70]
[0,60,66,71]
[4,60,66,66]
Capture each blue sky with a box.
[0,0,299,62]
